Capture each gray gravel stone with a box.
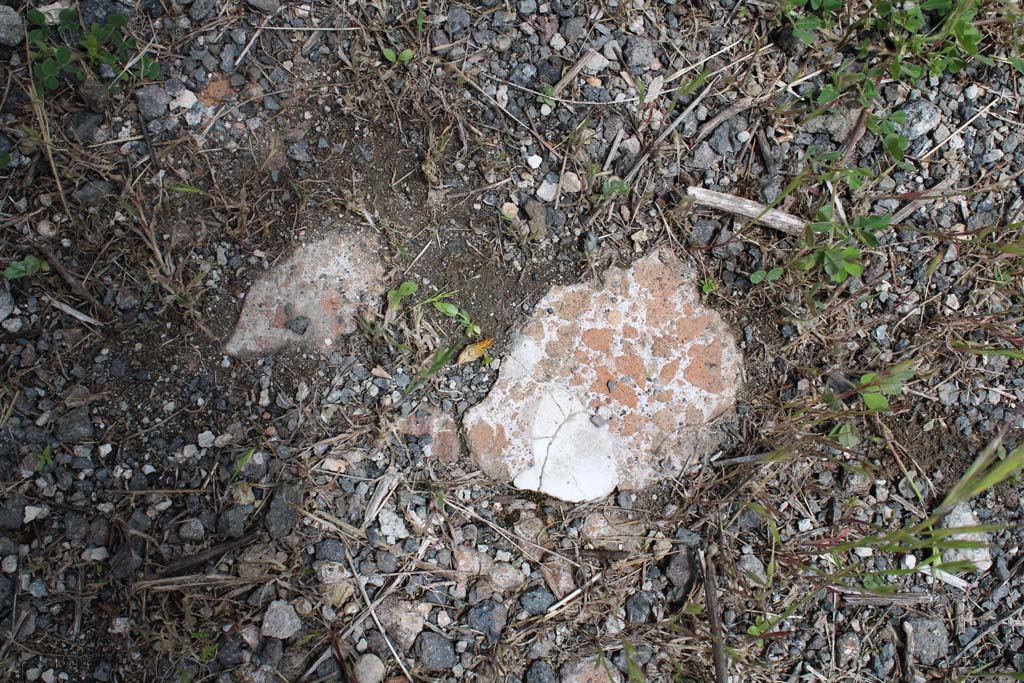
[941,501,992,572]
[737,554,768,587]
[0,492,26,530]
[625,37,655,70]
[0,281,13,323]
[179,518,205,542]
[625,591,652,623]
[189,0,215,21]
[905,617,949,666]
[467,598,507,643]
[446,6,470,34]
[519,586,555,615]
[78,79,110,111]
[525,660,556,683]
[265,483,302,539]
[135,86,170,121]
[67,112,104,143]
[415,632,457,671]
[561,17,586,43]
[666,547,695,591]
[316,539,346,562]
[353,653,386,683]
[245,0,280,13]
[0,5,24,47]
[897,100,942,141]
[217,505,251,538]
[287,142,311,163]
[286,316,309,335]
[262,600,302,639]
[56,407,94,443]
[72,180,115,206]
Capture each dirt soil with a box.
[2,1,1024,683]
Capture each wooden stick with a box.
[552,49,598,96]
[35,242,114,320]
[343,539,414,683]
[686,186,806,236]
[43,295,103,327]
[701,549,729,683]
[691,97,755,147]
[144,532,259,580]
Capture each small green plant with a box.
[857,363,916,411]
[418,291,482,338]
[402,343,460,399]
[229,447,256,484]
[865,110,910,163]
[536,84,556,108]
[37,445,53,468]
[701,278,718,294]
[383,47,415,64]
[797,209,892,284]
[26,9,159,95]
[750,267,783,285]
[601,178,630,198]
[387,280,419,311]
[4,255,51,280]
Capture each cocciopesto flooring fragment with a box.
[464,248,742,502]
[225,230,384,358]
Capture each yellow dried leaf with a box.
[457,337,493,365]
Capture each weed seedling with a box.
[4,255,50,280]
[383,47,415,64]
[387,280,419,311]
[750,267,783,285]
[26,9,160,94]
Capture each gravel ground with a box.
[2,1,1024,682]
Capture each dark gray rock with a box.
[68,112,104,143]
[287,142,311,163]
[262,599,302,639]
[79,0,123,31]
[179,518,205,542]
[265,483,301,539]
[0,280,13,323]
[78,79,111,111]
[135,86,170,121]
[519,586,554,615]
[0,5,25,47]
[625,37,655,70]
[92,659,113,682]
[217,504,251,538]
[0,489,23,532]
[905,617,949,667]
[316,539,346,562]
[245,0,280,13]
[446,6,470,34]
[189,0,215,21]
[56,407,94,443]
[286,316,309,335]
[467,599,507,643]
[73,180,115,206]
[666,547,696,592]
[560,17,586,43]
[625,591,652,623]
[415,632,457,671]
[0,576,12,611]
[525,660,556,683]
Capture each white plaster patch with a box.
[465,248,742,501]
[225,230,384,358]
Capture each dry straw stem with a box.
[686,187,806,236]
